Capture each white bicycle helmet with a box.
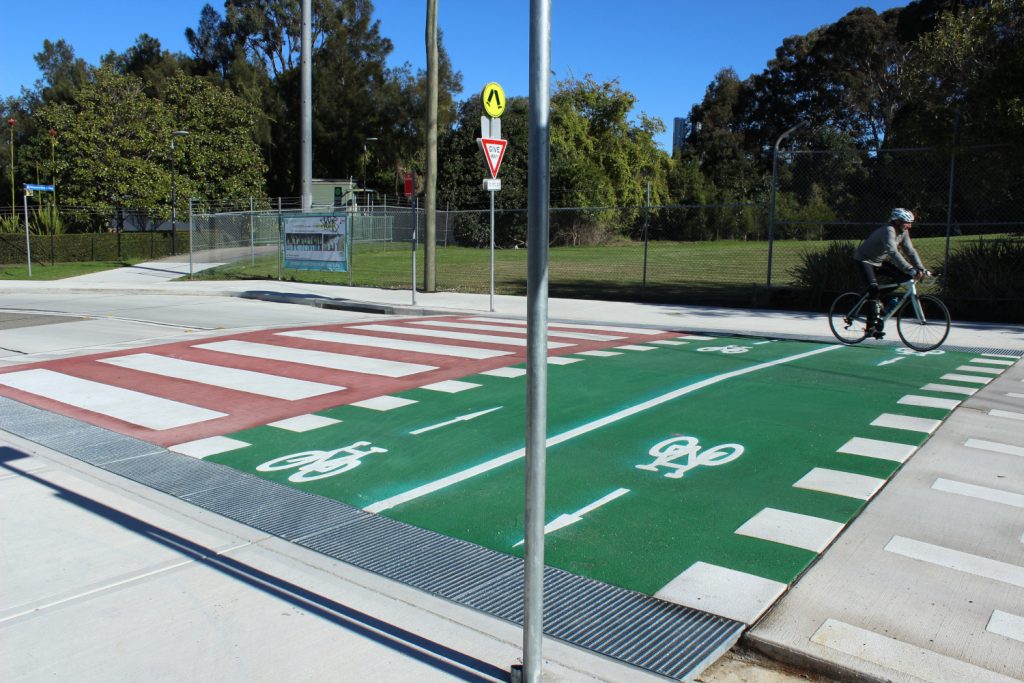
[890,208,915,223]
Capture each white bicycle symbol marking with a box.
[256,441,387,483]
[697,345,750,354]
[636,436,744,479]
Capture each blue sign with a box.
[24,184,55,192]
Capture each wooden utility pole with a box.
[424,0,438,291]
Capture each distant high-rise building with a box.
[672,117,690,156]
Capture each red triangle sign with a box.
[479,138,508,178]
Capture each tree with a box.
[38,68,265,218]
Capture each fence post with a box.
[944,109,960,276]
[188,198,194,279]
[642,181,650,294]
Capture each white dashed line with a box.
[655,562,787,625]
[837,437,917,463]
[920,383,978,396]
[870,413,941,434]
[350,396,418,411]
[987,611,1024,643]
[267,414,341,432]
[735,508,844,552]
[420,380,481,393]
[480,367,527,378]
[885,536,1024,587]
[793,468,885,500]
[989,409,1024,421]
[940,373,992,385]
[897,395,960,410]
[964,439,1024,457]
[956,364,1003,375]
[931,478,1024,508]
[169,436,250,458]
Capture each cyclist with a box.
[853,208,930,338]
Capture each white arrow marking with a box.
[514,488,630,547]
[409,407,503,435]
[878,357,905,366]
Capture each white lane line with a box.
[971,358,1014,366]
[468,317,666,335]
[547,357,582,365]
[793,468,886,500]
[811,618,1020,683]
[420,380,481,393]
[650,340,688,346]
[885,536,1024,587]
[983,353,1020,359]
[480,367,526,378]
[957,364,1003,375]
[277,329,512,359]
[410,319,624,341]
[871,413,941,434]
[350,396,417,411]
[735,508,844,552]
[351,323,575,348]
[921,383,978,396]
[655,562,787,625]
[169,436,250,458]
[99,353,344,400]
[989,611,1024,643]
[965,438,1024,458]
[837,437,917,463]
[990,409,1024,421]
[1008,392,1024,399]
[196,340,436,378]
[897,394,960,410]
[0,368,226,430]
[941,373,992,385]
[932,478,1024,508]
[614,345,657,351]
[267,414,340,432]
[364,344,842,513]
[576,350,622,357]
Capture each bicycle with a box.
[828,278,951,351]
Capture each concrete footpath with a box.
[1,262,1023,682]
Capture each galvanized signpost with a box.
[478,82,508,312]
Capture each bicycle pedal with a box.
[872,331,885,339]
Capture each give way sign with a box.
[478,138,508,178]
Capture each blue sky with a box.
[1,1,908,151]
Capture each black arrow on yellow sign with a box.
[481,82,506,118]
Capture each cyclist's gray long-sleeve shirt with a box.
[853,225,924,275]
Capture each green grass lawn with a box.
[0,260,141,280]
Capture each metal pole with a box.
[522,2,551,681]
[171,139,177,256]
[188,198,194,279]
[23,190,31,277]
[944,109,961,275]
[767,120,805,288]
[250,196,255,266]
[412,196,418,306]
[300,0,313,210]
[490,188,495,312]
[642,180,650,292]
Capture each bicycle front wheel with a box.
[829,292,870,344]
[896,295,951,351]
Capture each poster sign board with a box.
[284,214,348,272]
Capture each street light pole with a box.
[767,119,806,287]
[7,118,14,215]
[170,130,190,256]
[362,137,378,208]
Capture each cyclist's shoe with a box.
[872,326,885,339]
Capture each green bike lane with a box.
[206,336,975,608]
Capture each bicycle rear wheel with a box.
[829,292,870,344]
[896,295,950,351]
